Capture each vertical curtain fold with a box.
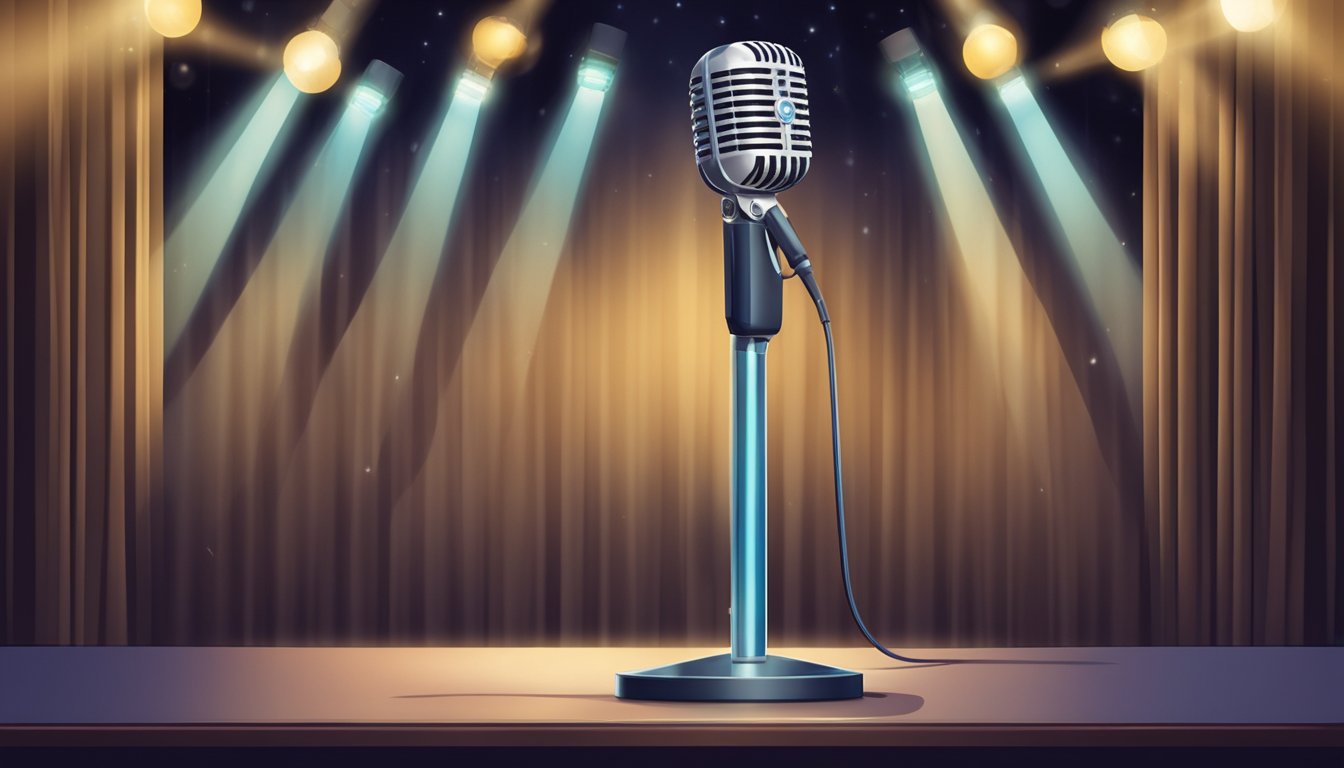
[0,0,162,644]
[1144,2,1341,645]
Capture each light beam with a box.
[884,30,1058,448]
[164,75,301,351]
[383,27,623,633]
[268,69,490,612]
[302,81,484,437]
[460,87,610,396]
[457,22,623,398]
[164,64,398,637]
[997,73,1142,419]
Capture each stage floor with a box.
[1,646,1341,746]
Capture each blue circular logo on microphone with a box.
[776,99,797,124]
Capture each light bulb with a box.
[1220,0,1285,32]
[471,16,527,72]
[962,23,1018,81]
[144,0,201,39]
[283,29,342,94]
[1101,14,1167,72]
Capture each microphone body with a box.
[690,41,812,340]
[612,40,862,701]
[721,205,783,338]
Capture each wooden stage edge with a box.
[4,723,1344,748]
[3,646,1342,748]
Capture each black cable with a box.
[804,271,956,665]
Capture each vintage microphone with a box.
[615,41,865,702]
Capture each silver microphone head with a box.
[689,41,812,198]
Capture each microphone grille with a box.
[689,41,812,196]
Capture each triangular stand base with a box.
[615,653,863,701]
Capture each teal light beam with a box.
[275,76,486,504]
[314,81,484,414]
[165,94,387,571]
[385,75,615,632]
[459,84,609,392]
[997,73,1142,420]
[268,77,488,634]
[895,61,1056,448]
[164,75,302,351]
[183,93,381,392]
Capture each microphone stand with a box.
[615,197,862,701]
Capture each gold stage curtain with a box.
[0,0,163,644]
[1143,2,1342,644]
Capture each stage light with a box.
[576,21,623,93]
[351,85,384,116]
[962,23,1017,80]
[1101,14,1167,72]
[1220,0,1284,32]
[455,16,526,101]
[350,59,402,116]
[577,58,616,92]
[144,0,201,38]
[470,16,527,74]
[164,75,301,350]
[283,29,342,94]
[456,70,491,102]
[884,28,936,98]
[996,73,1142,418]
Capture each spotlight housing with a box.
[284,29,342,93]
[144,0,202,38]
[577,60,615,92]
[456,70,492,102]
[1101,14,1167,72]
[351,59,402,116]
[1220,0,1285,32]
[963,23,1018,80]
[882,29,936,99]
[577,23,626,92]
[470,16,528,76]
